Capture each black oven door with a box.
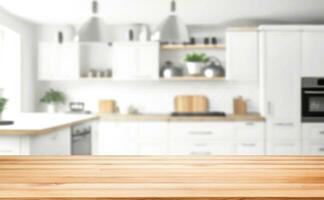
[302,88,324,121]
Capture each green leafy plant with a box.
[0,98,7,113]
[184,53,209,63]
[40,89,65,105]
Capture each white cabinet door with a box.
[267,140,301,155]
[234,140,264,155]
[113,42,159,80]
[30,128,71,155]
[97,122,139,155]
[38,43,79,81]
[260,31,302,143]
[302,31,324,77]
[234,122,265,139]
[0,135,21,155]
[226,30,258,81]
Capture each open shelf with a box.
[159,76,225,81]
[161,44,225,50]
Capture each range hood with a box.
[151,0,189,43]
[76,0,106,42]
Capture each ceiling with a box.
[1,0,324,25]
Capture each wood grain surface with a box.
[0,156,324,199]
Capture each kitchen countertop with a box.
[0,113,99,135]
[0,156,324,199]
[99,113,265,122]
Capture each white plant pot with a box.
[186,62,205,75]
[47,104,56,113]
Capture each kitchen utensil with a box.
[204,37,209,44]
[211,37,217,44]
[161,61,182,78]
[57,31,64,44]
[174,95,208,113]
[98,100,116,113]
[233,96,247,115]
[203,57,224,78]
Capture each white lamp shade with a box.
[151,15,189,43]
[77,16,106,42]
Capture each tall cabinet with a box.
[259,27,302,155]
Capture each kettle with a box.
[203,57,225,78]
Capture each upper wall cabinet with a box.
[38,43,79,81]
[226,29,259,81]
[302,31,324,77]
[113,42,159,80]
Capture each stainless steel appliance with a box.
[302,78,324,122]
[71,124,92,155]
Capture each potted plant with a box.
[0,98,7,120]
[40,89,65,113]
[184,52,209,75]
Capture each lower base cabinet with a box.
[267,140,301,155]
[302,123,324,155]
[97,121,266,156]
[0,135,29,155]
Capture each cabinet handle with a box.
[241,143,256,147]
[190,151,211,156]
[267,102,272,115]
[275,122,294,126]
[188,131,212,135]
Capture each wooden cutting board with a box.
[174,95,208,113]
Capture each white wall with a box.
[0,7,37,112]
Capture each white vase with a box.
[47,104,56,113]
[186,62,205,75]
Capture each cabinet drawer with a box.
[170,141,233,155]
[234,140,264,155]
[0,136,20,155]
[169,122,233,140]
[235,122,265,139]
[267,140,301,155]
[303,141,324,155]
[268,122,301,139]
[302,124,324,139]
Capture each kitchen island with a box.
[0,113,99,155]
[0,156,324,199]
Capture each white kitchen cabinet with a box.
[234,140,264,155]
[267,140,301,155]
[302,31,324,77]
[0,135,21,155]
[226,30,259,81]
[38,43,79,81]
[97,121,168,155]
[113,42,159,80]
[260,29,302,154]
[302,123,324,155]
[30,128,71,155]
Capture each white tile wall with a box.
[37,81,259,114]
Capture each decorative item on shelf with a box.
[104,69,112,78]
[127,29,134,41]
[151,0,189,43]
[0,97,7,121]
[190,37,196,45]
[184,52,208,76]
[40,89,65,113]
[233,96,247,115]
[139,24,151,41]
[161,61,182,78]
[98,100,116,113]
[203,56,225,78]
[204,37,210,45]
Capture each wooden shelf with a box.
[160,76,225,81]
[161,44,225,50]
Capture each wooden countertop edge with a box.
[99,114,265,122]
[0,116,99,135]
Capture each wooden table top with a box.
[1,156,324,200]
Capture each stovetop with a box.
[171,112,226,117]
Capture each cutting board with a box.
[174,95,208,113]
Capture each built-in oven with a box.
[302,78,324,122]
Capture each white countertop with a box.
[0,113,99,135]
